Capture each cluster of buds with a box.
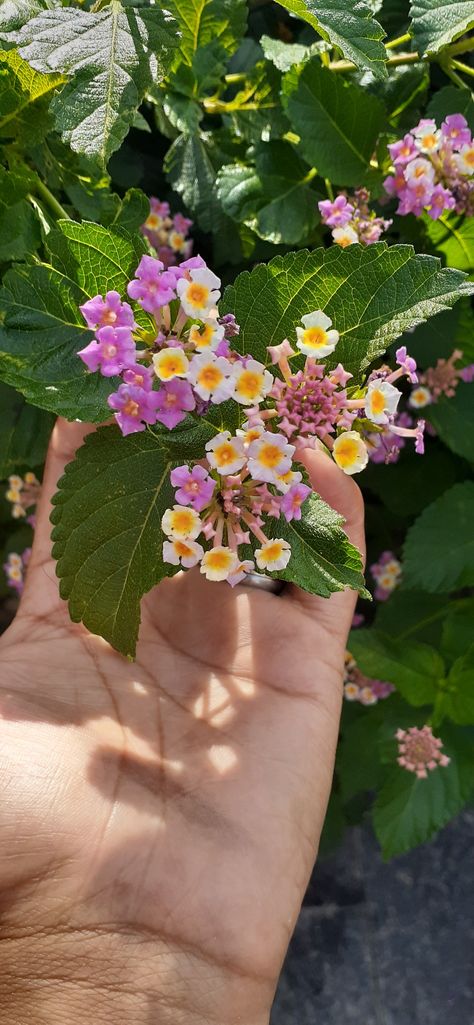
[77,251,424,586]
[141,198,193,267]
[318,189,392,247]
[5,472,40,524]
[396,726,450,779]
[344,653,394,705]
[409,349,474,409]
[384,114,474,219]
[370,550,402,601]
[3,548,31,595]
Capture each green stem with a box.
[324,178,334,201]
[442,62,469,88]
[448,36,474,56]
[451,57,474,79]
[329,51,420,72]
[35,178,71,221]
[385,32,412,50]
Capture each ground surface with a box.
[271,811,473,1025]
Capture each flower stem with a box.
[385,32,412,50]
[451,57,474,79]
[329,51,420,72]
[35,178,71,221]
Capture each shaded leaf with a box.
[424,212,474,273]
[403,482,474,592]
[0,47,63,143]
[427,383,474,462]
[441,599,474,661]
[444,646,474,725]
[349,629,444,705]
[166,0,247,66]
[0,164,40,261]
[0,382,54,477]
[427,84,474,133]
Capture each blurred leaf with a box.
[444,646,474,725]
[0,164,40,261]
[363,444,463,518]
[375,590,450,645]
[350,629,444,705]
[0,382,54,477]
[275,0,387,78]
[425,212,474,273]
[164,131,224,231]
[441,599,474,661]
[428,383,474,462]
[403,481,474,592]
[427,84,474,132]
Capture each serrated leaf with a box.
[166,0,247,66]
[164,131,224,232]
[0,164,40,261]
[424,212,474,273]
[375,590,450,646]
[51,426,177,658]
[427,383,474,462]
[349,629,444,705]
[0,0,46,40]
[427,84,474,133]
[216,141,319,245]
[226,60,289,145]
[18,2,178,164]
[221,244,473,376]
[409,0,474,55]
[0,220,146,421]
[0,382,54,476]
[403,481,474,592]
[441,599,474,661]
[0,47,63,143]
[108,187,149,234]
[281,60,385,187]
[444,646,474,725]
[275,0,387,78]
[338,706,386,800]
[261,34,319,73]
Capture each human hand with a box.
[0,418,364,1025]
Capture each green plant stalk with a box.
[442,62,469,88]
[35,178,71,221]
[385,32,412,50]
[329,52,421,72]
[448,36,474,56]
[451,58,474,79]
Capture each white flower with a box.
[412,122,440,153]
[409,385,432,409]
[365,380,401,424]
[333,431,368,475]
[255,539,291,572]
[405,157,435,183]
[153,347,190,381]
[247,431,295,484]
[163,539,204,568]
[189,319,225,352]
[200,546,239,581]
[454,144,474,177]
[332,226,359,247]
[161,505,202,540]
[230,359,274,405]
[169,230,187,253]
[177,267,221,317]
[296,310,339,358]
[344,683,360,701]
[188,352,233,403]
[205,431,246,475]
[273,469,303,494]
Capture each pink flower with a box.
[173,212,193,234]
[318,195,353,227]
[127,255,177,314]
[280,483,311,521]
[396,345,418,384]
[426,184,456,220]
[388,134,417,165]
[459,363,474,383]
[78,326,136,376]
[170,464,216,512]
[107,383,161,436]
[272,361,348,445]
[122,363,154,390]
[155,379,196,429]
[80,291,135,331]
[396,725,450,779]
[441,114,471,147]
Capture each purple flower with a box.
[78,326,136,376]
[426,184,456,220]
[107,383,161,436]
[459,363,474,382]
[170,464,216,512]
[122,363,154,390]
[396,346,418,384]
[173,212,193,234]
[388,134,417,165]
[127,255,177,314]
[441,114,471,148]
[415,419,425,454]
[180,254,207,271]
[219,313,240,338]
[280,483,312,521]
[318,195,353,227]
[80,290,135,331]
[155,379,196,429]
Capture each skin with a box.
[0,419,364,1025]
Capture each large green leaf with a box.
[166,0,247,66]
[0,164,40,261]
[0,0,45,40]
[403,482,474,592]
[427,84,474,133]
[0,220,146,421]
[164,131,225,232]
[409,0,474,55]
[0,47,63,143]
[282,60,385,187]
[216,141,319,245]
[0,382,54,477]
[221,244,473,376]
[444,646,474,725]
[349,629,444,705]
[275,0,387,78]
[51,426,177,658]
[425,212,474,273]
[441,599,474,661]
[18,1,177,165]
[428,383,474,462]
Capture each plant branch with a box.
[448,35,474,56]
[451,57,474,79]
[329,51,421,72]
[35,179,71,221]
[385,32,412,50]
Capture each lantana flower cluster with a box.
[409,348,474,410]
[344,653,395,705]
[4,548,31,595]
[141,197,193,267]
[77,251,424,586]
[318,188,392,247]
[5,472,40,524]
[370,550,402,601]
[384,114,474,219]
[396,726,450,779]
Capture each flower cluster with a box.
[5,472,40,524]
[370,550,402,601]
[409,348,474,409]
[384,115,474,219]
[141,197,193,267]
[4,548,31,595]
[77,251,425,585]
[344,654,395,705]
[319,189,392,247]
[396,726,450,779]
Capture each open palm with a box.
[0,419,364,1025]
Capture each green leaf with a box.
[0,220,146,421]
[443,646,474,725]
[18,2,178,165]
[409,0,474,55]
[282,60,385,187]
[261,34,323,73]
[379,63,429,128]
[275,0,387,78]
[0,0,45,40]
[364,444,463,518]
[349,629,443,705]
[226,61,289,145]
[424,212,474,273]
[427,383,474,462]
[441,599,474,661]
[0,47,63,143]
[0,164,41,261]
[403,481,474,593]
[338,706,386,800]
[51,426,177,659]
[427,84,474,133]
[108,187,149,235]
[216,141,319,245]
[166,0,247,66]
[164,131,224,232]
[373,725,474,857]
[264,491,368,598]
[0,382,54,477]
[221,244,473,376]
[375,590,450,646]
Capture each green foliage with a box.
[166,0,247,65]
[0,382,53,477]
[427,84,474,131]
[425,212,474,272]
[164,131,225,232]
[275,0,388,77]
[409,0,474,55]
[403,482,474,592]
[0,164,40,261]
[349,630,444,705]
[0,47,63,144]
[428,383,474,462]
